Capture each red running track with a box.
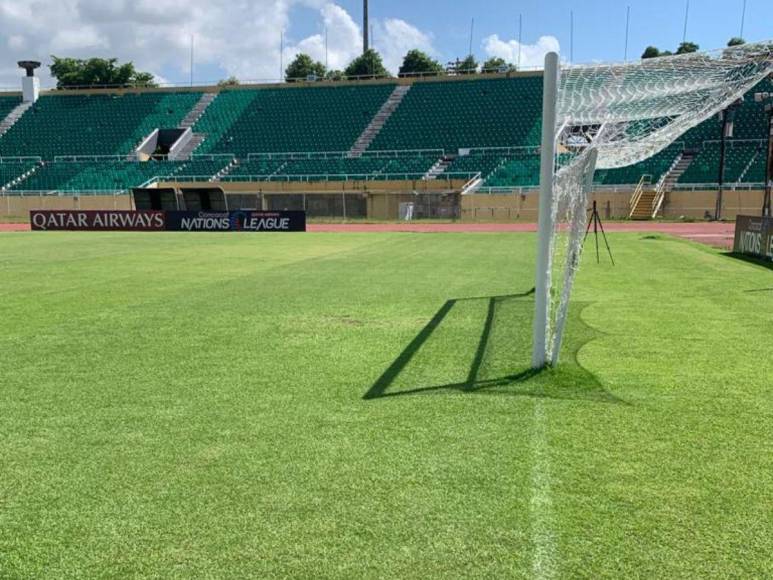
[307,222,737,249]
[1,221,736,248]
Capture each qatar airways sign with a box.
[30,210,165,231]
[30,210,306,232]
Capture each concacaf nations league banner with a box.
[734,215,773,261]
[30,210,306,232]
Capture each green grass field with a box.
[2,231,772,578]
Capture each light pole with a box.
[755,90,772,217]
[715,98,743,221]
[363,0,369,53]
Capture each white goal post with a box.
[532,42,773,368]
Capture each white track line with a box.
[530,400,557,580]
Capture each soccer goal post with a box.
[532,42,773,369]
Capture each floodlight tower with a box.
[363,0,369,53]
[17,61,41,104]
[755,90,773,217]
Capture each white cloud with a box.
[0,0,435,88]
[483,34,561,69]
[7,35,26,51]
[282,7,437,75]
[282,3,362,72]
[372,18,436,74]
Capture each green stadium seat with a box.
[370,77,543,152]
[0,92,202,159]
[194,84,396,156]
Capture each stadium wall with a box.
[461,190,766,221]
[1,189,764,222]
[2,194,132,218]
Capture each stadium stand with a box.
[678,141,763,184]
[7,157,233,192]
[0,92,202,160]
[195,84,396,156]
[443,151,523,183]
[0,92,198,160]
[370,77,543,152]
[0,95,22,125]
[484,154,542,188]
[224,154,439,182]
[743,148,768,183]
[175,157,234,180]
[594,144,684,186]
[0,160,37,190]
[0,74,768,192]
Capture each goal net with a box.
[533,41,773,368]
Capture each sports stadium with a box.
[2,0,773,576]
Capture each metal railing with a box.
[1,189,127,196]
[0,156,42,163]
[53,154,132,163]
[0,66,545,94]
[246,148,444,160]
[216,171,479,183]
[628,174,653,218]
[458,145,541,156]
[672,181,765,191]
[471,186,540,195]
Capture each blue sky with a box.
[0,0,769,89]
[303,0,768,64]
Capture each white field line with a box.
[530,400,557,580]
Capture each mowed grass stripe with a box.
[1,231,771,577]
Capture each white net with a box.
[558,42,773,169]
[541,41,773,365]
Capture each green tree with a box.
[456,54,479,74]
[482,57,513,73]
[344,49,390,79]
[285,53,326,82]
[217,76,240,87]
[676,41,699,54]
[398,49,444,77]
[641,46,661,59]
[727,37,746,47]
[325,69,345,81]
[50,56,156,89]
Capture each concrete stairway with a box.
[423,155,454,180]
[211,159,238,182]
[174,134,207,161]
[348,85,411,158]
[661,151,695,192]
[176,93,218,160]
[629,190,658,220]
[737,148,761,184]
[180,93,217,128]
[1,163,40,192]
[0,102,32,138]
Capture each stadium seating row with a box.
[0,92,201,160]
[0,95,21,122]
[225,155,439,182]
[678,141,764,184]
[0,76,769,191]
[2,158,232,192]
[199,84,396,156]
[370,77,543,152]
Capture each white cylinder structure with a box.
[531,51,560,369]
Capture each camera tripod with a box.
[584,200,614,265]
